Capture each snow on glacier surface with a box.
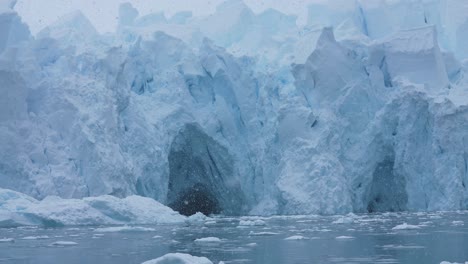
[0,0,467,217]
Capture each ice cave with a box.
[166,123,246,216]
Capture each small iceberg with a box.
[284,235,308,240]
[249,231,279,236]
[335,236,355,240]
[391,223,421,230]
[50,241,78,246]
[238,220,266,226]
[142,253,213,264]
[21,235,49,240]
[93,226,156,232]
[194,237,222,243]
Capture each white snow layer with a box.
[0,0,467,218]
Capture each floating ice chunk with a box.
[84,195,185,225]
[21,235,49,240]
[152,235,162,239]
[50,241,78,246]
[142,253,213,264]
[382,244,425,249]
[452,221,464,226]
[249,231,279,236]
[335,236,355,240]
[246,243,257,247]
[194,237,222,243]
[238,220,266,226]
[204,221,217,225]
[0,188,184,227]
[186,212,210,224]
[93,226,155,233]
[0,237,14,242]
[284,235,308,240]
[391,223,421,230]
[332,216,354,224]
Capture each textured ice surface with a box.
[0,188,184,227]
[0,0,467,216]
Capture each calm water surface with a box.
[0,211,467,264]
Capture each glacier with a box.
[0,0,467,219]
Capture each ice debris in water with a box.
[0,238,14,243]
[194,237,222,243]
[249,231,280,236]
[93,226,156,233]
[284,235,308,240]
[186,212,211,224]
[50,241,78,246]
[335,236,355,240]
[391,223,421,230]
[142,253,213,264]
[332,216,355,224]
[238,220,266,226]
[21,235,49,240]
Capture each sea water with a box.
[0,211,467,264]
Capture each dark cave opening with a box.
[366,157,408,213]
[168,183,220,216]
[166,123,246,216]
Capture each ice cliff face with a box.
[0,0,467,216]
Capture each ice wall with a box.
[0,0,467,215]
